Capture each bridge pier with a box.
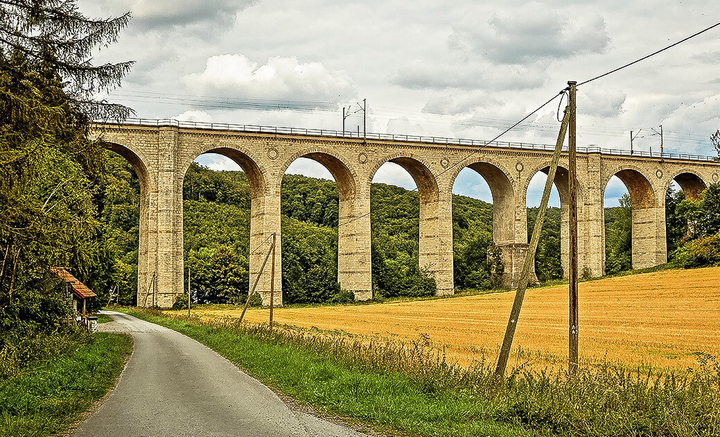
[250,182,283,307]
[338,183,373,300]
[632,206,667,269]
[93,121,720,308]
[496,243,538,288]
[136,126,185,308]
[430,190,455,295]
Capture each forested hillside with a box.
[97,155,561,304]
[99,154,720,306]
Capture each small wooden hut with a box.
[50,267,96,319]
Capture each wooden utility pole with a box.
[239,239,274,323]
[187,267,191,317]
[269,233,276,329]
[568,81,579,375]
[495,100,572,377]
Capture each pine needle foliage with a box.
[0,0,131,342]
[0,0,134,120]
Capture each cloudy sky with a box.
[79,0,719,206]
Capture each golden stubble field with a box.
[178,267,720,371]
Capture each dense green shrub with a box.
[672,232,720,268]
[0,324,92,380]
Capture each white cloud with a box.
[182,54,356,108]
[79,0,719,170]
[450,2,609,65]
[386,117,424,135]
[661,94,720,155]
[393,60,546,91]
[581,89,627,118]
[285,158,334,180]
[194,153,242,171]
[127,0,255,29]
[172,110,213,123]
[423,92,500,116]
[372,162,417,190]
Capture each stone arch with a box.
[666,170,707,201]
[181,143,275,304]
[603,167,665,270]
[280,149,357,202]
[104,141,150,189]
[369,155,453,295]
[449,161,516,245]
[366,153,436,190]
[602,166,669,209]
[101,141,152,306]
[279,149,371,300]
[181,144,267,199]
[520,161,573,203]
[448,159,529,288]
[522,164,575,280]
[388,157,439,203]
[605,168,658,209]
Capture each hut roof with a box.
[50,267,96,299]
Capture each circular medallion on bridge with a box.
[656,169,663,179]
[358,152,368,164]
[267,148,279,160]
[516,162,524,172]
[440,158,449,168]
[714,173,719,182]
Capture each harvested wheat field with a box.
[182,266,720,371]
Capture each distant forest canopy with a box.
[96,154,720,306]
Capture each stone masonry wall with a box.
[91,123,720,307]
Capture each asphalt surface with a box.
[71,311,368,437]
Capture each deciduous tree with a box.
[0,0,132,330]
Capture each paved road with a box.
[71,311,368,437]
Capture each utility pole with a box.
[651,125,664,156]
[239,238,274,324]
[495,94,571,378]
[188,267,191,317]
[269,233,276,329]
[630,129,642,155]
[568,81,579,375]
[341,99,367,138]
[363,98,367,139]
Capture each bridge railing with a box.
[99,118,717,163]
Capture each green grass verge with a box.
[121,308,720,437]
[121,309,543,437]
[0,333,133,437]
[96,313,113,324]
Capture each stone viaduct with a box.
[91,119,720,308]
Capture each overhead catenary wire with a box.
[214,21,720,234]
[336,89,567,229]
[578,21,720,87]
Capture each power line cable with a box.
[337,90,567,228]
[578,21,720,87]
